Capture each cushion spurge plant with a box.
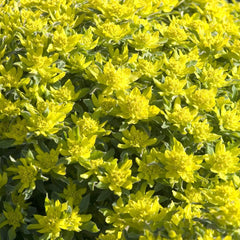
[1,0,240,239]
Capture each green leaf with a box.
[79,193,90,213]
[96,189,112,202]
[186,60,197,68]
[8,227,16,240]
[62,231,74,240]
[103,148,115,160]
[0,139,15,149]
[83,99,94,111]
[81,221,99,233]
[78,88,89,99]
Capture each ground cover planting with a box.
[1,0,240,239]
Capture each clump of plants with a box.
[1,0,240,239]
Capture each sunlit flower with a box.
[204,140,240,178]
[28,196,96,239]
[117,87,160,124]
[158,138,202,182]
[7,157,38,192]
[118,125,157,150]
[98,159,137,196]
[34,145,66,175]
[129,30,162,50]
[0,203,24,230]
[185,86,216,112]
[163,97,198,134]
[60,127,96,163]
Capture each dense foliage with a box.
[1,0,240,239]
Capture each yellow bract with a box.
[136,149,165,186]
[159,138,202,182]
[204,182,240,228]
[98,0,136,20]
[0,65,28,88]
[154,75,186,96]
[118,125,157,149]
[60,127,96,163]
[78,27,99,51]
[66,53,92,72]
[72,112,109,137]
[92,93,117,115]
[197,64,228,89]
[98,159,137,196]
[96,60,139,93]
[160,21,188,44]
[137,58,162,78]
[34,145,66,175]
[117,87,160,124]
[204,141,240,178]
[1,204,24,230]
[28,196,94,240]
[216,104,240,131]
[24,100,73,136]
[47,26,81,53]
[163,98,198,134]
[185,86,216,112]
[19,49,64,85]
[189,118,220,145]
[0,94,21,118]
[7,157,38,193]
[50,79,82,102]
[60,180,86,207]
[95,19,131,42]
[129,30,161,50]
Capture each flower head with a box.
[185,86,216,112]
[163,97,198,134]
[161,22,188,44]
[0,65,27,88]
[129,30,162,50]
[98,159,137,196]
[189,118,220,145]
[159,138,202,182]
[4,117,28,144]
[204,140,240,178]
[28,196,95,239]
[80,158,104,179]
[92,93,118,115]
[0,94,21,119]
[24,100,73,136]
[216,104,240,131]
[154,75,187,97]
[136,149,165,186]
[34,144,66,175]
[96,60,139,93]
[71,112,108,137]
[60,180,86,207]
[7,157,38,192]
[197,64,228,89]
[47,25,81,53]
[118,125,157,150]
[60,127,96,163]
[137,58,162,78]
[117,87,160,124]
[50,79,86,102]
[95,19,131,42]
[0,203,24,230]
